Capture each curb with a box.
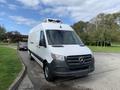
[8,51,27,90]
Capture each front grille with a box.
[66,54,92,70]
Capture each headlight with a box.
[51,53,65,61]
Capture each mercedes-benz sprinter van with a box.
[28,18,95,81]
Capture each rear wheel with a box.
[29,52,34,61]
[43,64,54,82]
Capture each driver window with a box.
[39,31,46,46]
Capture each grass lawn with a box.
[0,46,22,90]
[88,46,120,53]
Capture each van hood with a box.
[49,45,92,56]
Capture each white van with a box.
[28,18,95,81]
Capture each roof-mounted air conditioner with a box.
[43,18,62,23]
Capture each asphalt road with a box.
[19,51,120,90]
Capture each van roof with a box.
[42,23,73,30]
[30,22,73,33]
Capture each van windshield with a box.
[46,30,84,45]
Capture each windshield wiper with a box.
[52,45,64,47]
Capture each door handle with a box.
[30,42,34,44]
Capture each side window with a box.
[39,31,46,47]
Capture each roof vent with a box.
[43,18,62,23]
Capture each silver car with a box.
[18,42,28,51]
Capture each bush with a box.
[84,41,111,47]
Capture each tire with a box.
[29,52,34,61]
[43,64,54,82]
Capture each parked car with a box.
[28,18,95,81]
[18,42,28,50]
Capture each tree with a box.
[6,31,21,43]
[72,21,89,43]
[0,25,6,42]
[72,12,120,46]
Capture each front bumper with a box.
[54,67,94,77]
[49,58,95,77]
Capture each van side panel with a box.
[28,28,40,54]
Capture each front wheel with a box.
[43,64,54,82]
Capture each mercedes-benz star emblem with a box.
[79,57,84,63]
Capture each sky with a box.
[0,0,120,35]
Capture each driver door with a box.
[36,31,47,61]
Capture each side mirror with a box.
[39,40,46,48]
